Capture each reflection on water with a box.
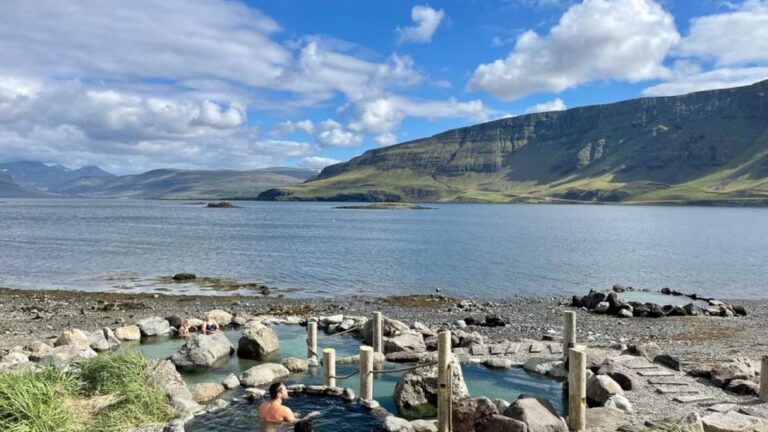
[126,325,565,416]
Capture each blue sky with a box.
[0,0,767,174]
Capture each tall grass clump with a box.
[0,370,73,432]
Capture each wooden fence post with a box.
[761,356,768,402]
[563,311,576,359]
[437,331,452,432]
[307,319,318,364]
[568,347,586,432]
[324,348,336,387]
[373,311,383,354]
[360,345,373,401]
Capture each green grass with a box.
[0,352,174,432]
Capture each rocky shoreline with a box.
[2,286,768,431]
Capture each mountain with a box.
[0,173,47,198]
[258,79,768,205]
[52,168,318,199]
[0,161,115,191]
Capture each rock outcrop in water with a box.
[394,358,469,419]
[237,322,279,359]
[171,333,234,369]
[259,79,768,205]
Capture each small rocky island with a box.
[206,201,239,208]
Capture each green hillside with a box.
[53,168,317,200]
[259,79,768,205]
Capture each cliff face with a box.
[262,79,768,204]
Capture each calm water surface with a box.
[0,199,766,299]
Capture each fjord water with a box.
[0,199,766,299]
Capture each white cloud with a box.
[318,119,342,131]
[270,119,315,136]
[642,66,768,96]
[525,98,567,113]
[349,96,490,133]
[676,0,768,66]
[316,128,363,148]
[395,6,446,44]
[298,156,340,169]
[374,133,398,146]
[469,0,680,100]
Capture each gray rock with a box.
[629,342,662,361]
[115,325,141,341]
[587,375,624,405]
[412,322,436,337]
[523,358,562,376]
[655,354,682,371]
[237,323,279,359]
[593,302,610,313]
[0,352,29,367]
[585,407,624,431]
[206,309,233,326]
[239,363,290,387]
[384,331,426,354]
[410,419,438,432]
[222,373,240,389]
[711,358,754,387]
[145,359,201,414]
[384,416,414,432]
[387,351,430,363]
[494,398,511,413]
[679,412,704,432]
[38,344,97,367]
[503,396,567,432]
[171,333,233,369]
[483,358,513,369]
[192,382,225,403]
[136,317,170,337]
[617,308,633,318]
[394,358,469,419]
[281,357,309,373]
[452,397,498,432]
[54,329,90,349]
[363,316,410,344]
[726,379,759,395]
[478,415,527,432]
[604,394,633,412]
[597,362,642,390]
[701,411,768,432]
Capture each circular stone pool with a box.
[185,393,386,432]
[125,324,565,415]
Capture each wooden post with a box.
[307,319,318,363]
[568,347,587,432]
[324,348,336,387]
[437,331,452,432]
[359,345,373,401]
[563,311,576,359]
[373,311,383,354]
[761,356,768,402]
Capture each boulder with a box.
[593,302,610,313]
[478,415,527,432]
[38,345,97,367]
[206,309,233,326]
[239,363,290,387]
[192,383,225,403]
[384,416,415,432]
[165,315,184,329]
[410,419,438,432]
[54,329,90,349]
[679,413,704,432]
[725,379,759,395]
[172,273,196,281]
[617,308,633,318]
[711,358,754,387]
[701,411,768,432]
[451,397,498,432]
[387,351,430,363]
[654,354,682,371]
[586,375,623,405]
[282,357,309,373]
[503,395,567,432]
[237,323,279,359]
[584,407,624,431]
[26,341,53,356]
[597,362,642,390]
[136,317,170,337]
[385,331,427,354]
[628,342,662,361]
[484,358,513,369]
[0,352,29,367]
[145,359,201,414]
[171,333,233,369]
[586,290,607,309]
[524,358,562,376]
[394,358,469,419]
[604,394,632,412]
[115,325,141,341]
[88,329,116,352]
[494,398,511,413]
[222,373,240,389]
[412,322,436,337]
[363,316,410,344]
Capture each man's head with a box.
[294,419,313,432]
[269,382,287,400]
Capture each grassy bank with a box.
[0,351,173,432]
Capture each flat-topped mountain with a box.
[259,79,768,205]
[53,167,317,199]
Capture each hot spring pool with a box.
[125,325,565,415]
[185,393,386,432]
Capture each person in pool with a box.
[200,313,219,335]
[177,319,192,337]
[259,382,320,427]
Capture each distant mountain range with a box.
[0,161,317,199]
[259,79,768,206]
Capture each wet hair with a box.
[269,382,284,400]
[294,419,313,432]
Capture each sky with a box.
[1,0,767,175]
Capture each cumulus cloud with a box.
[642,66,768,96]
[469,0,680,100]
[525,98,567,113]
[298,156,340,169]
[676,0,768,66]
[316,127,363,148]
[396,6,445,44]
[374,133,399,147]
[349,96,489,133]
[270,119,315,136]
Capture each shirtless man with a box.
[259,382,319,426]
